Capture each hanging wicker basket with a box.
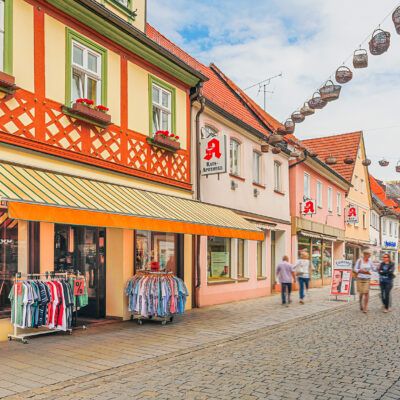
[396,161,400,173]
[261,144,269,153]
[362,159,371,166]
[300,102,315,116]
[343,157,354,165]
[335,66,353,84]
[393,6,400,34]
[379,159,389,167]
[319,80,341,102]
[268,134,283,145]
[308,151,318,158]
[284,118,295,134]
[325,154,337,165]
[272,147,281,154]
[369,29,391,55]
[291,111,305,123]
[353,49,368,68]
[308,92,327,109]
[290,150,301,158]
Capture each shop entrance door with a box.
[54,225,106,318]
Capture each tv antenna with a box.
[244,73,282,111]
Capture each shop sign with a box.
[74,279,85,296]
[301,200,316,215]
[151,261,160,271]
[345,205,358,224]
[386,181,400,199]
[384,241,397,248]
[330,260,353,296]
[200,136,227,175]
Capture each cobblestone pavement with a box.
[1,286,398,399]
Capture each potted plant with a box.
[69,98,112,126]
[147,130,181,152]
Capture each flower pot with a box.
[148,134,180,152]
[71,102,111,126]
[0,71,15,89]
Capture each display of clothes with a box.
[8,276,87,331]
[125,272,189,318]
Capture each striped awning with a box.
[0,162,263,241]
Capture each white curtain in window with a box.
[0,0,5,72]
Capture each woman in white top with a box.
[354,251,376,313]
[294,251,310,304]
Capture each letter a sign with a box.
[301,200,316,215]
[200,136,227,175]
[346,205,358,224]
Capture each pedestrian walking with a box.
[293,251,311,304]
[354,251,376,313]
[276,256,295,307]
[378,253,395,313]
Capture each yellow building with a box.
[0,0,262,341]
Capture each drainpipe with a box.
[190,83,205,307]
[289,150,308,169]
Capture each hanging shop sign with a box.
[345,205,358,224]
[386,181,400,199]
[200,136,227,175]
[330,260,353,296]
[301,200,316,215]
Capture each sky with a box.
[147,0,400,183]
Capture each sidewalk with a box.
[0,284,388,398]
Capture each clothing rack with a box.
[8,272,72,344]
[68,272,87,330]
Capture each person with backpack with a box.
[293,251,311,304]
[354,251,376,313]
[378,253,395,313]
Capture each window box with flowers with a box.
[146,130,180,152]
[61,98,111,129]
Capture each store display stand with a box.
[8,272,72,344]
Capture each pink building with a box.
[289,150,351,287]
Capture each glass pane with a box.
[72,71,83,103]
[237,239,244,278]
[162,91,169,108]
[152,107,161,133]
[323,246,332,277]
[86,77,97,103]
[0,1,5,31]
[73,45,84,66]
[87,53,98,73]
[161,111,169,131]
[208,237,230,279]
[153,232,177,274]
[135,230,151,271]
[253,153,260,183]
[312,245,322,279]
[0,31,4,73]
[257,241,263,277]
[152,86,160,104]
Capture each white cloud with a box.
[148,0,400,182]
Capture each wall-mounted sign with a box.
[301,200,316,215]
[200,136,227,175]
[345,205,358,224]
[384,241,397,248]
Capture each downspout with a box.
[190,83,205,307]
[289,150,308,169]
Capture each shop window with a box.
[257,241,264,278]
[311,239,322,280]
[237,239,245,279]
[0,215,18,317]
[0,0,12,74]
[135,230,178,275]
[274,161,281,192]
[253,151,261,184]
[317,181,322,207]
[230,138,241,176]
[207,237,231,281]
[323,244,332,277]
[328,187,332,212]
[304,172,310,199]
[66,28,107,107]
[337,192,341,215]
[149,75,176,136]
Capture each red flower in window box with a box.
[149,130,181,152]
[70,99,111,127]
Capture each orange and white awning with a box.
[0,162,263,241]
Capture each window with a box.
[207,237,231,280]
[395,225,398,238]
[0,0,12,74]
[354,176,358,190]
[383,220,387,234]
[237,239,245,279]
[117,0,129,5]
[304,173,310,199]
[274,161,281,192]
[66,29,107,107]
[257,241,263,278]
[337,192,341,215]
[360,179,364,194]
[204,125,218,138]
[362,212,366,229]
[230,139,241,176]
[328,187,332,212]
[253,151,261,184]
[317,181,322,208]
[389,221,392,236]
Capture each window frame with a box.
[237,238,245,279]
[317,180,323,208]
[362,212,367,229]
[337,192,341,215]
[230,138,241,176]
[207,236,232,281]
[354,176,358,191]
[148,75,176,136]
[304,172,310,199]
[257,240,264,278]
[0,0,13,75]
[327,187,333,212]
[104,0,136,20]
[274,161,281,192]
[66,28,108,107]
[253,151,261,185]
[203,124,218,138]
[360,179,364,194]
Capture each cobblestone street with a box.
[0,286,399,399]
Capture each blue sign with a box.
[384,241,397,248]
